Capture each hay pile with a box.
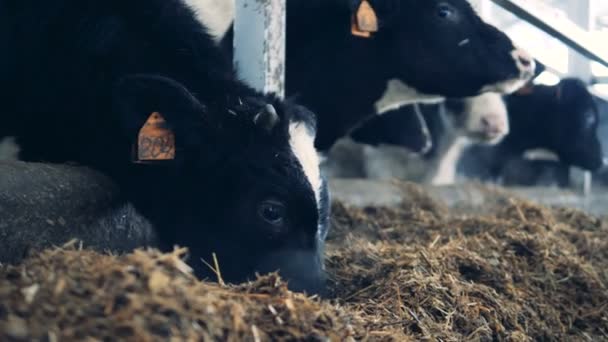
[327,188,608,340]
[1,183,607,340]
[0,245,359,341]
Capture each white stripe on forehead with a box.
[184,0,235,42]
[288,121,322,206]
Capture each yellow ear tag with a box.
[133,112,176,163]
[351,0,378,38]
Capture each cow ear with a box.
[350,0,378,37]
[112,74,206,161]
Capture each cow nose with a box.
[257,249,327,296]
[512,48,535,79]
[479,115,509,143]
[480,115,507,136]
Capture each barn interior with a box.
[1,0,608,340]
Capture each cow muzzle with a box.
[481,47,536,95]
[512,48,536,81]
[256,249,327,296]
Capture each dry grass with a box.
[1,183,607,341]
[0,247,360,341]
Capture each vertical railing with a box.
[233,0,286,98]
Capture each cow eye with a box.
[437,4,455,19]
[258,200,286,226]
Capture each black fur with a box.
[0,0,327,294]
[348,100,471,158]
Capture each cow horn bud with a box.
[254,104,280,131]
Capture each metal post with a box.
[566,0,594,82]
[583,171,592,197]
[234,0,286,98]
[566,1,594,195]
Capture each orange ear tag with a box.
[133,112,176,163]
[351,0,378,38]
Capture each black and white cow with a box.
[425,93,509,184]
[459,78,605,186]
[351,103,433,154]
[214,0,535,150]
[0,0,328,294]
[323,92,509,184]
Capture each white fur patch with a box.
[184,0,235,42]
[289,122,322,205]
[374,79,445,114]
[462,92,509,143]
[0,136,20,161]
[428,93,508,185]
[430,136,471,185]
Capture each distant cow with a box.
[0,0,328,294]
[323,93,509,184]
[215,0,535,150]
[460,78,605,186]
[321,104,431,178]
[351,103,433,154]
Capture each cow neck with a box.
[426,104,472,185]
[505,93,556,154]
[285,0,390,150]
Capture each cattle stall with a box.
[1,0,608,340]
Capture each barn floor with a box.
[1,182,607,341]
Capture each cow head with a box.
[364,0,535,98]
[113,74,329,295]
[548,78,604,171]
[445,92,509,144]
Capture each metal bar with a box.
[566,0,593,81]
[490,0,608,69]
[583,171,592,197]
[594,76,608,84]
[233,0,286,98]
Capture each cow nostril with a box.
[518,56,531,67]
[512,48,535,73]
[481,117,491,128]
[480,116,505,135]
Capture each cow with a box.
[0,0,328,295]
[593,95,608,186]
[350,103,433,155]
[213,0,536,150]
[323,92,509,184]
[426,93,509,185]
[459,78,605,186]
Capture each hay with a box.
[328,190,608,340]
[1,183,607,341]
[0,246,360,341]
